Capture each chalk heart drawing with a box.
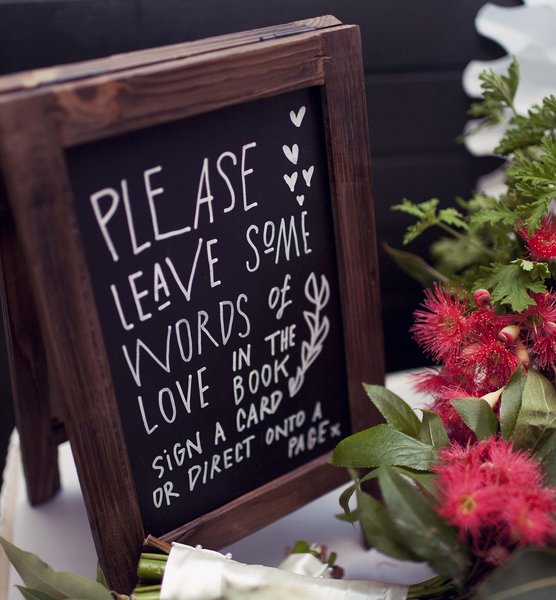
[282,143,299,165]
[284,171,298,192]
[296,195,305,206]
[290,106,306,128]
[288,272,331,398]
[302,166,314,187]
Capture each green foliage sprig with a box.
[388,59,556,311]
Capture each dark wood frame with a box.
[0,15,383,591]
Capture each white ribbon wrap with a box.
[160,543,409,600]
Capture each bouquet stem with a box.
[137,556,167,581]
[131,582,162,599]
[407,575,463,599]
[129,536,170,600]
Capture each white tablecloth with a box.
[1,370,433,598]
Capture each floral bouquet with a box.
[330,60,556,598]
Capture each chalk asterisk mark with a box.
[330,423,342,438]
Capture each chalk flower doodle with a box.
[288,272,330,398]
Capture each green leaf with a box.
[509,136,556,209]
[475,260,549,311]
[485,57,519,108]
[95,565,108,590]
[469,202,516,229]
[335,510,359,523]
[338,482,357,521]
[451,398,499,440]
[362,384,421,438]
[535,433,556,484]
[514,193,552,232]
[511,370,556,451]
[520,259,537,272]
[290,541,311,554]
[535,430,556,461]
[497,96,556,154]
[392,198,439,219]
[469,58,519,123]
[0,537,111,600]
[431,235,488,274]
[393,466,436,491]
[438,207,468,230]
[541,448,556,487]
[383,243,448,287]
[330,424,435,471]
[378,468,469,581]
[474,547,556,599]
[392,198,441,244]
[500,367,525,440]
[16,588,60,600]
[517,195,554,227]
[419,410,449,448]
[497,119,546,156]
[356,486,421,562]
[337,469,378,521]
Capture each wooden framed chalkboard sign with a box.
[0,15,383,591]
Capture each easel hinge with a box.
[260,26,317,41]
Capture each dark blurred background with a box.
[0,0,521,489]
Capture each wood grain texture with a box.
[0,94,144,592]
[51,33,327,146]
[320,26,385,431]
[0,15,340,94]
[0,19,382,590]
[162,453,348,547]
[0,211,60,505]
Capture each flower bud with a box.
[515,340,531,367]
[481,388,503,409]
[498,324,521,345]
[545,320,556,335]
[484,545,510,567]
[474,288,491,307]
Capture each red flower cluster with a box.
[521,292,556,368]
[433,438,556,563]
[412,284,556,441]
[518,216,556,261]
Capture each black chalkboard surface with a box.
[67,86,350,534]
[0,16,384,591]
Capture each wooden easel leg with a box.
[0,219,60,505]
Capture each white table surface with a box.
[1,370,434,598]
